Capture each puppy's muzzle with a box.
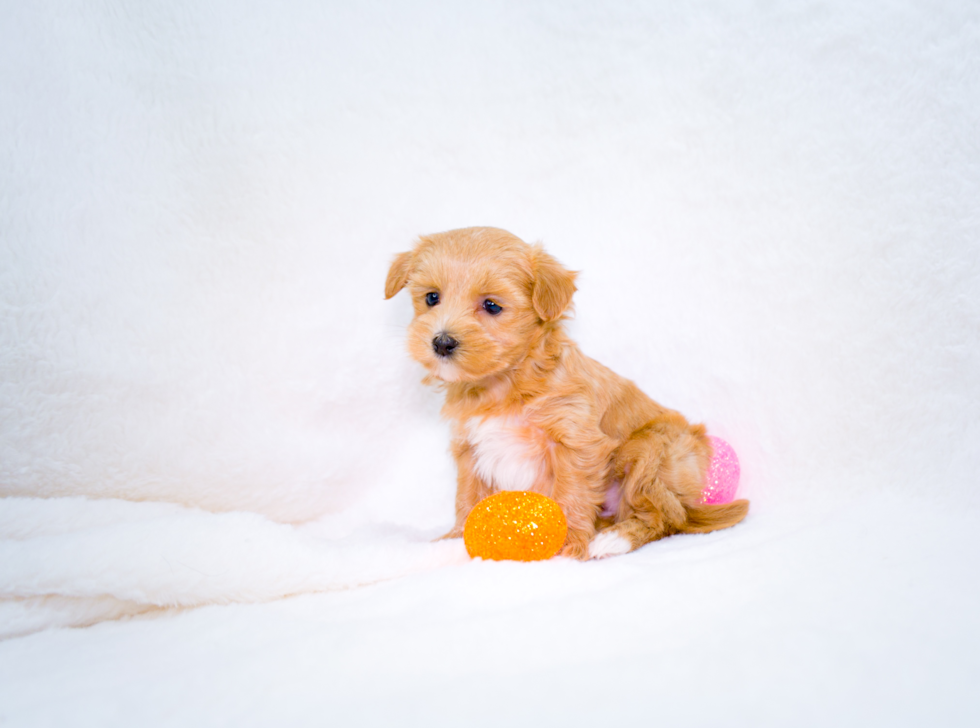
[432,333,459,358]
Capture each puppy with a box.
[385,227,748,559]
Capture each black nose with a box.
[432,333,459,358]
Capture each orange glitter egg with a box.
[463,491,567,562]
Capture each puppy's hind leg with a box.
[589,465,689,558]
[587,477,684,559]
[587,420,693,559]
[589,518,665,559]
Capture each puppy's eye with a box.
[425,292,440,307]
[483,299,503,315]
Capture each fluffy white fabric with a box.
[1,0,979,725]
[0,497,467,639]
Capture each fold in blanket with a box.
[0,497,468,639]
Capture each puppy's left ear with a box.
[385,251,414,299]
[531,247,578,322]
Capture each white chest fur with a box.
[465,415,550,493]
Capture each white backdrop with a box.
[2,1,979,725]
[3,0,976,522]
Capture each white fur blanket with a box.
[2,0,980,722]
[0,497,467,639]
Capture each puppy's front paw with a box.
[588,530,633,560]
[559,530,593,561]
[559,541,590,560]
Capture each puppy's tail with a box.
[678,499,749,534]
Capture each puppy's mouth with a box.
[416,329,513,383]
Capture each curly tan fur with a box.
[386,227,748,559]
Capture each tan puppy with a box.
[385,227,748,559]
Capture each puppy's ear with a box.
[531,247,577,322]
[385,251,414,299]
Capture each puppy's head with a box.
[385,227,577,383]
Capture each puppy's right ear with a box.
[385,251,414,299]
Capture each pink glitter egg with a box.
[701,436,740,504]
